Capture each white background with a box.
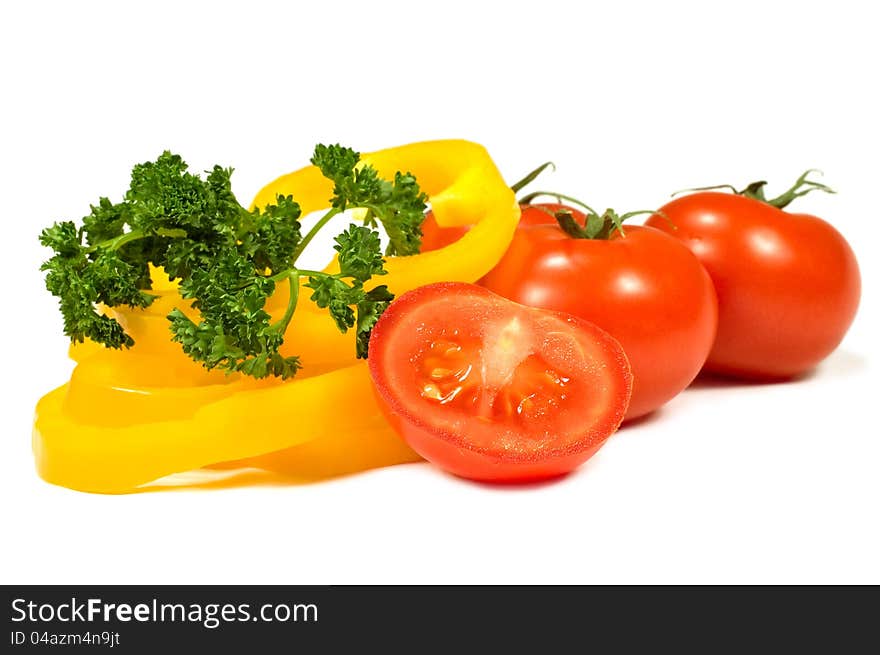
[1,1,877,584]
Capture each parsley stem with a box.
[88,227,187,253]
[293,268,330,278]
[290,207,341,264]
[267,267,328,284]
[270,272,300,335]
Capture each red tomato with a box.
[420,203,584,251]
[646,192,861,379]
[481,224,718,420]
[368,282,632,482]
[420,212,469,251]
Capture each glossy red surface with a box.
[647,193,861,378]
[481,225,718,420]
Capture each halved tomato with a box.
[368,282,632,482]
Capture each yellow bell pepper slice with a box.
[253,139,518,298]
[34,363,387,493]
[245,139,519,475]
[259,140,519,370]
[34,139,518,493]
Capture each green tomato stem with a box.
[518,190,600,216]
[671,170,835,210]
[510,162,555,193]
[763,170,836,209]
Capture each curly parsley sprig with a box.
[39,145,427,379]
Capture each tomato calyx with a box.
[520,190,662,240]
[514,162,666,239]
[672,169,836,210]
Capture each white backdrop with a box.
[1,1,877,584]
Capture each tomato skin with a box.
[420,203,584,252]
[420,212,469,251]
[368,282,632,482]
[391,420,607,482]
[480,225,718,420]
[645,193,861,379]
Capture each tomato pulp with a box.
[481,224,718,420]
[368,283,632,482]
[646,192,861,379]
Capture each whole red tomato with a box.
[481,211,718,421]
[645,177,860,379]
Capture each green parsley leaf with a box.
[39,144,426,378]
[335,225,386,281]
[310,144,428,255]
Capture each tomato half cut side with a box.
[368,282,632,482]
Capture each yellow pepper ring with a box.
[35,363,382,493]
[243,140,519,476]
[255,139,519,313]
[35,139,519,493]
